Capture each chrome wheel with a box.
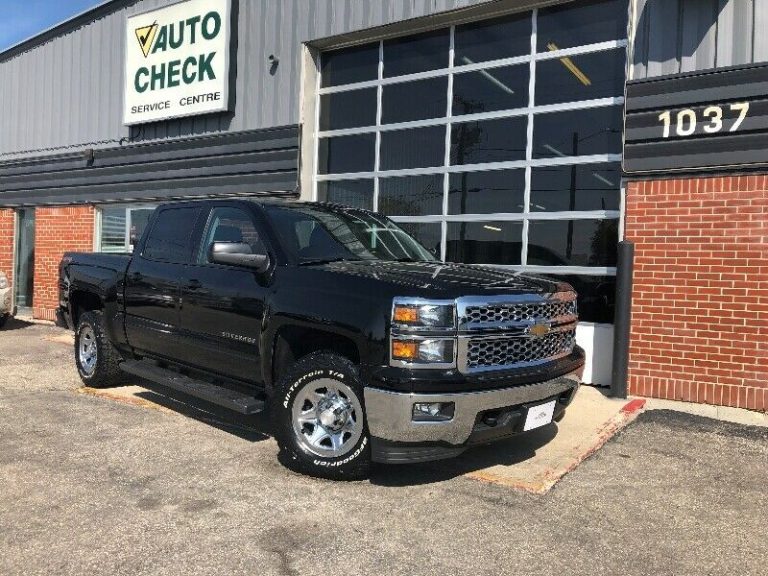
[291,378,364,458]
[78,325,98,376]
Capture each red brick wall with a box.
[625,175,768,413]
[0,209,14,288]
[33,206,95,320]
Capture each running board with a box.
[120,360,265,415]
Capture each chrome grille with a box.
[466,330,576,370]
[464,300,577,327]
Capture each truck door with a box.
[178,205,270,383]
[124,205,204,360]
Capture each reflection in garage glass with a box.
[448,169,526,214]
[446,221,523,265]
[320,88,377,130]
[317,180,374,210]
[452,65,529,115]
[528,219,618,267]
[318,134,376,175]
[530,163,621,212]
[533,106,623,159]
[379,175,444,216]
[382,77,448,124]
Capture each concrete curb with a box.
[466,398,647,494]
[640,396,768,427]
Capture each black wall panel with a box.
[0,126,300,207]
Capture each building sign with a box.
[623,64,768,173]
[123,0,231,125]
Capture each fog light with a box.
[391,338,455,365]
[412,402,455,422]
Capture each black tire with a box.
[0,314,8,329]
[75,310,123,388]
[273,351,371,480]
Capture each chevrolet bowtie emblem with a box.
[529,323,551,337]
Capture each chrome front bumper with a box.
[364,370,582,445]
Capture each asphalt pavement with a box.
[1,319,766,576]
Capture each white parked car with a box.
[0,271,11,328]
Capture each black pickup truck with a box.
[58,199,584,479]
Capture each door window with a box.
[142,207,202,263]
[198,207,267,265]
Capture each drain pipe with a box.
[611,241,635,399]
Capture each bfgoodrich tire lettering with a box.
[75,311,123,388]
[274,351,371,480]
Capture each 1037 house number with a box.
[658,102,750,138]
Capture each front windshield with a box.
[264,205,437,264]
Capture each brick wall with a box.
[33,206,95,321]
[625,175,768,413]
[0,209,14,288]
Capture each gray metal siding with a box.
[632,0,767,80]
[0,0,508,158]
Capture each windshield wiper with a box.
[298,257,362,266]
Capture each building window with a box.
[314,0,628,323]
[98,205,157,253]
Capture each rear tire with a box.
[273,352,371,480]
[0,314,8,329]
[75,311,123,388]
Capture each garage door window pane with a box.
[395,222,442,257]
[384,29,449,77]
[448,169,525,214]
[320,88,377,131]
[380,126,445,171]
[452,65,529,115]
[321,42,379,87]
[455,13,531,64]
[446,221,523,265]
[533,106,623,159]
[527,219,618,267]
[382,77,448,124]
[318,134,376,175]
[317,180,374,210]
[451,116,527,165]
[530,163,620,212]
[537,0,628,52]
[379,175,444,216]
[535,49,625,106]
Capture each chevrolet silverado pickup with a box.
[58,199,584,479]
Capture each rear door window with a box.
[142,207,202,263]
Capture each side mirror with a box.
[209,242,270,273]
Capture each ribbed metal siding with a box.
[0,126,299,206]
[0,0,502,158]
[631,0,768,79]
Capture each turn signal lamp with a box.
[392,340,419,360]
[391,338,455,365]
[392,300,456,329]
[393,306,419,323]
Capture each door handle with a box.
[186,279,202,291]
[130,272,143,282]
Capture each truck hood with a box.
[308,260,568,298]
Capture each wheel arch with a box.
[269,324,362,389]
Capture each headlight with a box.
[0,272,7,290]
[391,338,455,366]
[392,299,456,329]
